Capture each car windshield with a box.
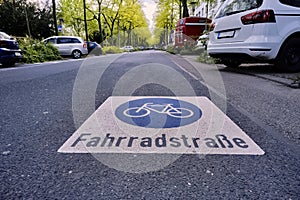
[215,0,263,19]
[0,31,12,39]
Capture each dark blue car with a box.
[0,32,22,67]
[87,41,103,56]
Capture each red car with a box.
[175,17,212,47]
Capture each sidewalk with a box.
[182,55,300,89]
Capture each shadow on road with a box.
[218,63,300,88]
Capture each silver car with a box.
[44,36,88,59]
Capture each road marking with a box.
[170,56,228,100]
[58,96,264,155]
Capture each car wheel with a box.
[222,60,241,68]
[72,50,82,59]
[1,61,15,67]
[275,37,300,72]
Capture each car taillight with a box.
[83,43,87,48]
[241,10,276,25]
[209,22,215,31]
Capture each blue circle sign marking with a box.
[115,98,202,128]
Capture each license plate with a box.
[15,52,21,57]
[217,31,235,39]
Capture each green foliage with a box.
[155,0,179,29]
[102,46,123,54]
[18,37,62,63]
[0,0,54,38]
[57,0,85,37]
[166,46,181,54]
[165,44,205,55]
[197,51,219,64]
[180,48,205,55]
[58,0,150,46]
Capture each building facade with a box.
[194,0,226,19]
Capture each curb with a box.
[181,55,300,89]
[229,69,300,89]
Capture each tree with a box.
[155,0,179,29]
[58,0,85,37]
[0,0,54,38]
[58,0,149,46]
[181,0,189,17]
[201,0,216,30]
[101,0,123,38]
[86,0,105,43]
[201,0,216,18]
[118,0,148,45]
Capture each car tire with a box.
[275,37,300,72]
[222,60,241,68]
[72,50,82,59]
[1,61,15,67]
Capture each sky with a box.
[141,0,157,32]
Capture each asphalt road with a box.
[0,51,299,199]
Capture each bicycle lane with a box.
[2,51,299,199]
[55,97,299,199]
[55,52,299,198]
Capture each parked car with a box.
[0,31,22,67]
[207,0,300,72]
[121,46,134,52]
[43,36,88,59]
[137,46,145,51]
[196,33,209,49]
[87,41,102,56]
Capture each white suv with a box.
[207,0,300,72]
[44,36,88,59]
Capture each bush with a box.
[18,37,62,63]
[165,44,204,55]
[197,51,220,64]
[180,48,205,55]
[166,46,181,54]
[103,46,123,54]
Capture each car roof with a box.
[0,31,12,39]
[45,36,83,39]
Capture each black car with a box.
[0,31,22,67]
[87,41,103,56]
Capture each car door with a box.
[56,37,72,55]
[70,38,83,55]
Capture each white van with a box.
[44,36,88,59]
[207,0,300,72]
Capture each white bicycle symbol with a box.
[123,103,194,118]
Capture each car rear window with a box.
[88,43,96,48]
[279,0,300,7]
[215,0,263,19]
[71,38,81,43]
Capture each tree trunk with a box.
[182,0,189,18]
